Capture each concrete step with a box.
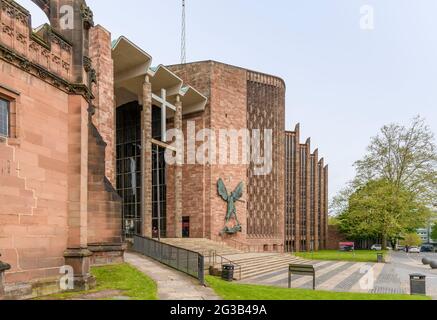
[237,257,304,271]
[160,238,243,257]
[240,258,304,275]
[209,253,310,280]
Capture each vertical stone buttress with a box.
[305,140,311,252]
[64,95,94,290]
[313,150,319,251]
[324,165,329,249]
[142,79,153,238]
[294,126,301,252]
[319,158,325,249]
[89,25,115,185]
[174,98,183,238]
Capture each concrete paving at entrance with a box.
[389,252,437,299]
[242,252,437,298]
[125,252,220,300]
[242,256,405,295]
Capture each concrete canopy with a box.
[112,36,207,116]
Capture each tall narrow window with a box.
[0,99,9,138]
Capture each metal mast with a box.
[181,0,186,64]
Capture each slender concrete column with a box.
[174,97,183,238]
[142,79,153,238]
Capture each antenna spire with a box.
[181,0,186,64]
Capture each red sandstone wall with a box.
[166,112,208,238]
[87,123,122,245]
[0,60,70,285]
[209,63,248,244]
[167,63,212,239]
[89,25,116,185]
[87,25,122,247]
[169,62,285,252]
[168,62,249,242]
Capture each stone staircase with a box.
[161,238,310,280]
[222,253,310,280]
[161,238,242,256]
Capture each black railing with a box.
[208,250,242,280]
[132,235,205,285]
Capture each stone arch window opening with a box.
[15,0,51,29]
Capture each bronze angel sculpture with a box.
[217,178,244,235]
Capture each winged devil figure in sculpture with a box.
[217,178,244,235]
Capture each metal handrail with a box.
[134,234,202,256]
[132,235,205,285]
[210,250,242,281]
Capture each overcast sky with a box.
[20,0,437,201]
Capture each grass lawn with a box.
[295,250,387,263]
[205,276,429,301]
[41,263,157,300]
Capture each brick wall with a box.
[326,225,347,250]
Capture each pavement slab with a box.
[125,252,220,300]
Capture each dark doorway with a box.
[182,217,190,238]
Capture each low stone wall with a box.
[88,244,126,266]
[3,276,61,300]
[326,225,349,250]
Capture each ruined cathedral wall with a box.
[0,0,122,298]
[0,0,81,295]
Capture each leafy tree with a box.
[354,116,437,205]
[328,216,340,226]
[400,233,422,248]
[338,179,430,247]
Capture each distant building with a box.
[417,228,430,244]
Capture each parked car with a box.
[371,244,382,251]
[409,247,421,253]
[396,245,406,251]
[420,245,435,253]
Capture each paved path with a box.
[389,252,437,299]
[125,252,220,300]
[242,252,437,299]
[242,258,405,295]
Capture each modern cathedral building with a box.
[0,0,328,299]
[285,126,329,253]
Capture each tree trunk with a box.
[381,235,387,249]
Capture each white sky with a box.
[18,0,437,202]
